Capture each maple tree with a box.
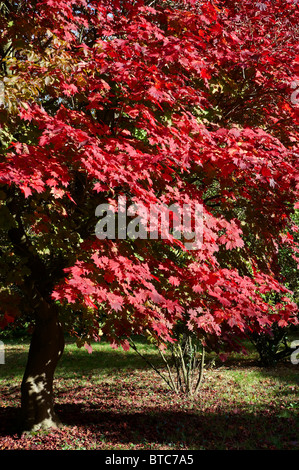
[0,0,298,431]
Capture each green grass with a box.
[0,337,298,450]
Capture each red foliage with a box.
[0,0,298,350]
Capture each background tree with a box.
[0,0,298,431]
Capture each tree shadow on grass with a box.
[58,405,299,450]
[1,404,298,450]
[0,406,22,437]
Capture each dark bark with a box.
[21,300,64,432]
[4,194,68,432]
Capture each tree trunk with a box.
[21,300,64,432]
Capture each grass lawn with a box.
[0,337,298,450]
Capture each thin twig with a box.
[158,347,178,393]
[129,340,176,392]
[195,346,205,395]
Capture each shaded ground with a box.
[0,340,298,450]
